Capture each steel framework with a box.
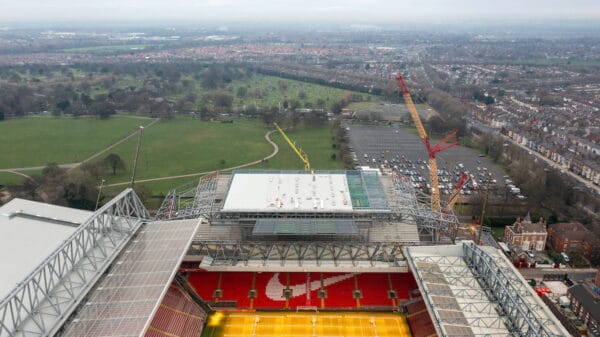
[404,243,569,337]
[158,171,459,244]
[189,241,409,267]
[155,172,220,221]
[0,188,149,337]
[462,243,566,337]
[390,173,458,243]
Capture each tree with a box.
[104,153,125,175]
[56,99,71,112]
[298,90,306,100]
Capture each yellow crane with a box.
[448,172,469,209]
[274,123,311,171]
[395,74,459,212]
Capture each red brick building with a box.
[547,222,599,255]
[505,214,547,251]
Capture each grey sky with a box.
[1,0,599,24]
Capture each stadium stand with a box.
[218,272,254,307]
[405,298,437,337]
[144,284,207,337]
[407,310,437,337]
[357,273,395,307]
[389,272,418,299]
[187,271,417,310]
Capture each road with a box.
[502,134,600,195]
[104,129,280,187]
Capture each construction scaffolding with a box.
[157,170,458,243]
[155,172,222,221]
[389,173,458,243]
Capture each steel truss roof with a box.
[462,243,568,337]
[0,189,150,337]
[156,171,459,244]
[59,219,200,337]
[189,241,408,267]
[404,243,569,337]
[391,173,459,243]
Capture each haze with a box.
[2,0,600,24]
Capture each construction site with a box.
[0,74,572,337]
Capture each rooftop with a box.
[404,242,570,337]
[568,284,600,324]
[221,170,390,213]
[0,198,92,301]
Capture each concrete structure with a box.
[547,222,600,256]
[505,214,548,251]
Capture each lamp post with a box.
[95,179,106,211]
[130,126,144,189]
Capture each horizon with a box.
[2,0,600,26]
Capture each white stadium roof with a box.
[222,172,354,212]
[0,198,93,301]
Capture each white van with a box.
[561,252,570,263]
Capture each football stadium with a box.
[0,170,570,337]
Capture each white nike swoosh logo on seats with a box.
[265,273,355,301]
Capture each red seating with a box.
[218,272,253,307]
[188,271,220,301]
[406,300,426,314]
[357,273,394,306]
[186,270,417,310]
[390,272,418,300]
[144,285,206,337]
[317,272,357,309]
[407,311,437,337]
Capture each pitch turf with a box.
[203,311,411,337]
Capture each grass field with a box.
[100,118,273,185]
[227,75,380,111]
[258,126,343,171]
[202,311,411,337]
[0,116,150,169]
[101,120,342,195]
[0,114,343,197]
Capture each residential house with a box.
[547,222,600,256]
[505,214,547,251]
[567,269,600,332]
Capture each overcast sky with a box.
[1,0,600,24]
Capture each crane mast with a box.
[274,123,311,171]
[395,74,459,212]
